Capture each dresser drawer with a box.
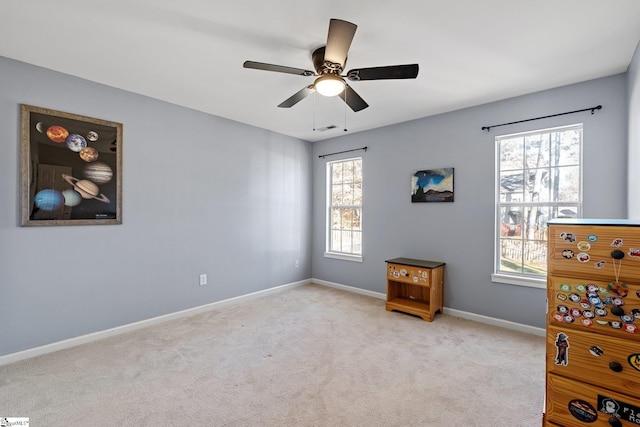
[547,374,640,426]
[548,224,640,282]
[548,276,640,341]
[387,263,430,286]
[547,325,640,395]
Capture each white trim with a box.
[0,279,311,366]
[443,307,545,337]
[312,278,386,300]
[314,278,545,337]
[324,252,363,262]
[491,273,546,289]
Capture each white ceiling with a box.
[2,1,640,142]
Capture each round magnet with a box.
[564,315,575,323]
[631,308,640,319]
[579,299,591,309]
[612,297,625,307]
[552,312,564,322]
[621,314,634,323]
[586,284,599,293]
[610,321,622,329]
[570,308,582,318]
[629,248,640,257]
[583,310,594,319]
[611,238,623,248]
[577,241,591,251]
[575,284,586,292]
[595,260,606,269]
[589,345,603,356]
[560,283,572,292]
[568,293,581,303]
[562,249,575,259]
[400,268,407,276]
[393,271,400,278]
[557,305,569,314]
[560,232,577,243]
[628,353,640,370]
[588,234,598,242]
[589,295,603,306]
[595,308,608,317]
[595,319,609,326]
[556,293,568,301]
[581,318,593,327]
[577,252,590,263]
[625,324,639,334]
[599,286,609,294]
[568,399,598,423]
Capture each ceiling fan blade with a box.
[278,85,316,108]
[346,64,419,81]
[243,61,314,76]
[338,84,369,112]
[324,19,357,68]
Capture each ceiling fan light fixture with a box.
[314,74,345,97]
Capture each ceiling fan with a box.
[243,19,419,112]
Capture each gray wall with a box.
[312,74,628,329]
[629,40,640,218]
[0,57,313,357]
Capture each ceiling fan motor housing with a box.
[312,46,344,75]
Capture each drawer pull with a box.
[611,306,625,316]
[609,361,623,372]
[609,417,622,427]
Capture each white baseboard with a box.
[312,278,545,337]
[0,279,311,366]
[312,278,387,300]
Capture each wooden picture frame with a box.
[20,104,123,226]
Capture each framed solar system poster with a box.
[20,104,123,226]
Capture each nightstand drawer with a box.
[387,263,430,286]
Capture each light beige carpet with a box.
[1,284,545,426]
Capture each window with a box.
[326,157,363,261]
[494,124,582,286]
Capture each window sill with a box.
[491,273,546,289]
[324,252,363,263]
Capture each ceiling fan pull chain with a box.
[344,90,348,132]
[313,92,316,131]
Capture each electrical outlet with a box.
[295,260,299,268]
[199,274,207,286]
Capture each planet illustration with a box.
[86,130,99,141]
[46,125,69,143]
[66,134,87,152]
[61,174,110,203]
[62,189,82,207]
[35,122,44,133]
[34,189,64,211]
[83,162,113,184]
[79,147,99,162]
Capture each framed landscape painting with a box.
[411,167,454,203]
[20,104,123,226]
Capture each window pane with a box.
[525,133,550,169]
[500,137,524,171]
[343,161,354,182]
[342,183,354,205]
[499,238,523,274]
[332,184,343,205]
[554,129,581,166]
[500,171,524,202]
[556,166,580,202]
[523,240,547,275]
[499,207,522,238]
[353,183,362,205]
[524,169,550,203]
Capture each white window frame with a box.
[325,157,363,262]
[492,124,583,288]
